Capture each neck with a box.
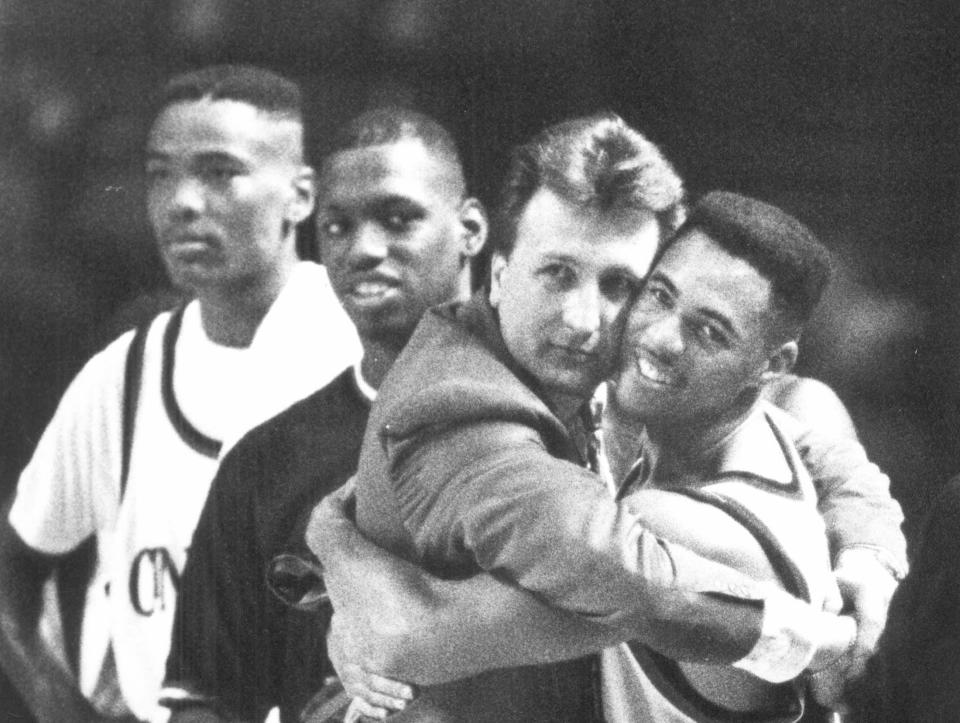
[643,394,758,480]
[602,392,646,484]
[197,256,297,347]
[549,392,588,426]
[456,263,474,303]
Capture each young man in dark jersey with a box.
[161,107,486,723]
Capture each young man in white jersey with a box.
[0,64,359,723]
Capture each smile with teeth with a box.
[351,280,396,298]
[636,351,677,386]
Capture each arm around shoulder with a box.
[384,419,774,665]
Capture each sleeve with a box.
[386,418,779,665]
[9,332,133,553]
[161,443,284,721]
[769,406,908,577]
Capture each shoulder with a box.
[376,304,559,444]
[274,262,345,315]
[55,309,176,407]
[243,368,368,445]
[216,368,368,491]
[763,374,857,440]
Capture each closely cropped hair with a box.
[492,112,685,256]
[680,191,833,330]
[329,106,464,178]
[151,64,304,125]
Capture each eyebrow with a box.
[144,150,250,166]
[321,194,428,215]
[539,253,638,277]
[649,270,740,339]
[648,270,677,295]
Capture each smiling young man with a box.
[160,107,486,723]
[0,65,359,723]
[592,191,844,721]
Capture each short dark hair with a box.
[151,64,304,125]
[330,107,459,160]
[327,107,465,188]
[678,191,833,330]
[492,112,685,257]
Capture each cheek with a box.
[420,230,462,268]
[232,180,287,221]
[146,189,168,223]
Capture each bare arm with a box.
[0,514,121,723]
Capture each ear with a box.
[761,340,798,383]
[488,253,508,308]
[287,165,316,226]
[457,197,488,258]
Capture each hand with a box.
[807,612,857,711]
[306,481,356,556]
[327,612,415,720]
[833,548,899,681]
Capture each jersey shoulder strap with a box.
[119,320,150,501]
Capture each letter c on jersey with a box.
[129,547,182,616]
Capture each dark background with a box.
[0,0,955,554]
[0,1,957,720]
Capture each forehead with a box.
[317,140,459,208]
[511,188,660,276]
[654,229,774,330]
[146,98,301,163]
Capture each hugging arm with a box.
[311,418,852,683]
[310,483,625,686]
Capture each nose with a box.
[167,176,204,220]
[562,283,604,342]
[643,312,684,361]
[346,222,389,269]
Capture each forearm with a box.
[0,616,105,722]
[311,487,622,683]
[392,426,768,637]
[784,410,907,574]
[314,483,819,682]
[0,517,107,723]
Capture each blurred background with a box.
[0,0,955,544]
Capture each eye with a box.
[641,283,673,309]
[600,274,640,302]
[694,322,730,349]
[381,210,419,233]
[144,162,170,183]
[539,263,576,289]
[200,165,241,183]
[318,216,349,237]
